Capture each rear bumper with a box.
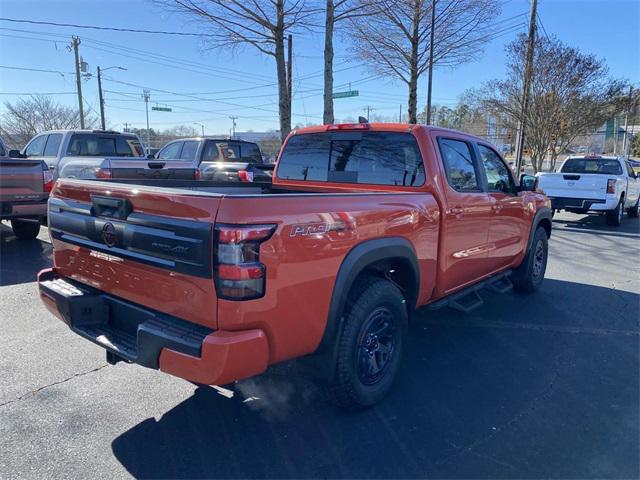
[37,268,269,385]
[548,196,614,211]
[0,200,47,219]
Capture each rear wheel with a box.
[512,226,548,293]
[606,196,624,227]
[627,197,639,218]
[10,219,40,240]
[331,277,407,410]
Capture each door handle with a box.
[492,204,503,212]
[450,207,464,216]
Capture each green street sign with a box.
[152,106,172,112]
[332,90,359,99]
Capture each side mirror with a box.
[147,153,155,159]
[520,174,538,191]
[8,149,25,158]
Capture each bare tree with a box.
[158,0,316,142]
[0,95,97,148]
[322,0,372,124]
[473,34,627,172]
[349,0,501,123]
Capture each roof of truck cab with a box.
[290,123,490,143]
[34,129,138,136]
[171,137,257,143]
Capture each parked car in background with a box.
[537,155,640,226]
[155,137,273,182]
[38,123,552,409]
[628,158,640,175]
[0,137,53,239]
[18,130,158,180]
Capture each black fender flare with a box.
[317,237,419,354]
[525,206,553,254]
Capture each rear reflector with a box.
[42,164,54,193]
[95,167,112,179]
[607,179,616,194]
[238,170,254,182]
[326,123,370,131]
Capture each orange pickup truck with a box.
[38,123,552,409]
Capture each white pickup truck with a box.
[537,155,640,226]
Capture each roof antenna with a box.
[358,116,368,124]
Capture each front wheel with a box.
[606,197,624,226]
[10,219,40,240]
[331,277,407,410]
[512,226,548,293]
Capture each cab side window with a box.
[625,161,636,178]
[437,138,480,191]
[478,144,515,194]
[25,135,48,157]
[157,142,183,160]
[43,134,62,157]
[179,141,199,161]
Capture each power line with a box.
[536,12,551,41]
[0,17,219,38]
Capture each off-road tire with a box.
[10,219,40,240]
[512,226,548,293]
[606,196,624,226]
[331,277,407,410]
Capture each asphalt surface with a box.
[0,212,638,479]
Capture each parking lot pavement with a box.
[0,213,638,479]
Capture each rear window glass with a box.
[66,134,143,157]
[561,158,622,175]
[276,132,425,186]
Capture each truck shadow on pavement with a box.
[552,213,640,237]
[0,223,51,287]
[111,279,639,479]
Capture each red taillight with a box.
[326,123,370,131]
[607,179,616,194]
[238,170,254,182]
[42,165,54,193]
[214,224,276,300]
[95,167,112,179]
[195,168,202,180]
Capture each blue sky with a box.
[0,0,638,135]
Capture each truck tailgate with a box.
[0,159,45,201]
[537,172,608,200]
[48,179,221,329]
[109,159,196,180]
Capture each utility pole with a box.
[399,104,402,123]
[123,122,130,133]
[229,116,238,138]
[514,0,538,174]
[70,36,85,129]
[613,115,619,155]
[622,86,633,158]
[426,0,436,125]
[97,66,105,130]
[142,90,151,155]
[364,106,375,120]
[287,34,293,118]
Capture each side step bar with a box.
[428,270,513,313]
